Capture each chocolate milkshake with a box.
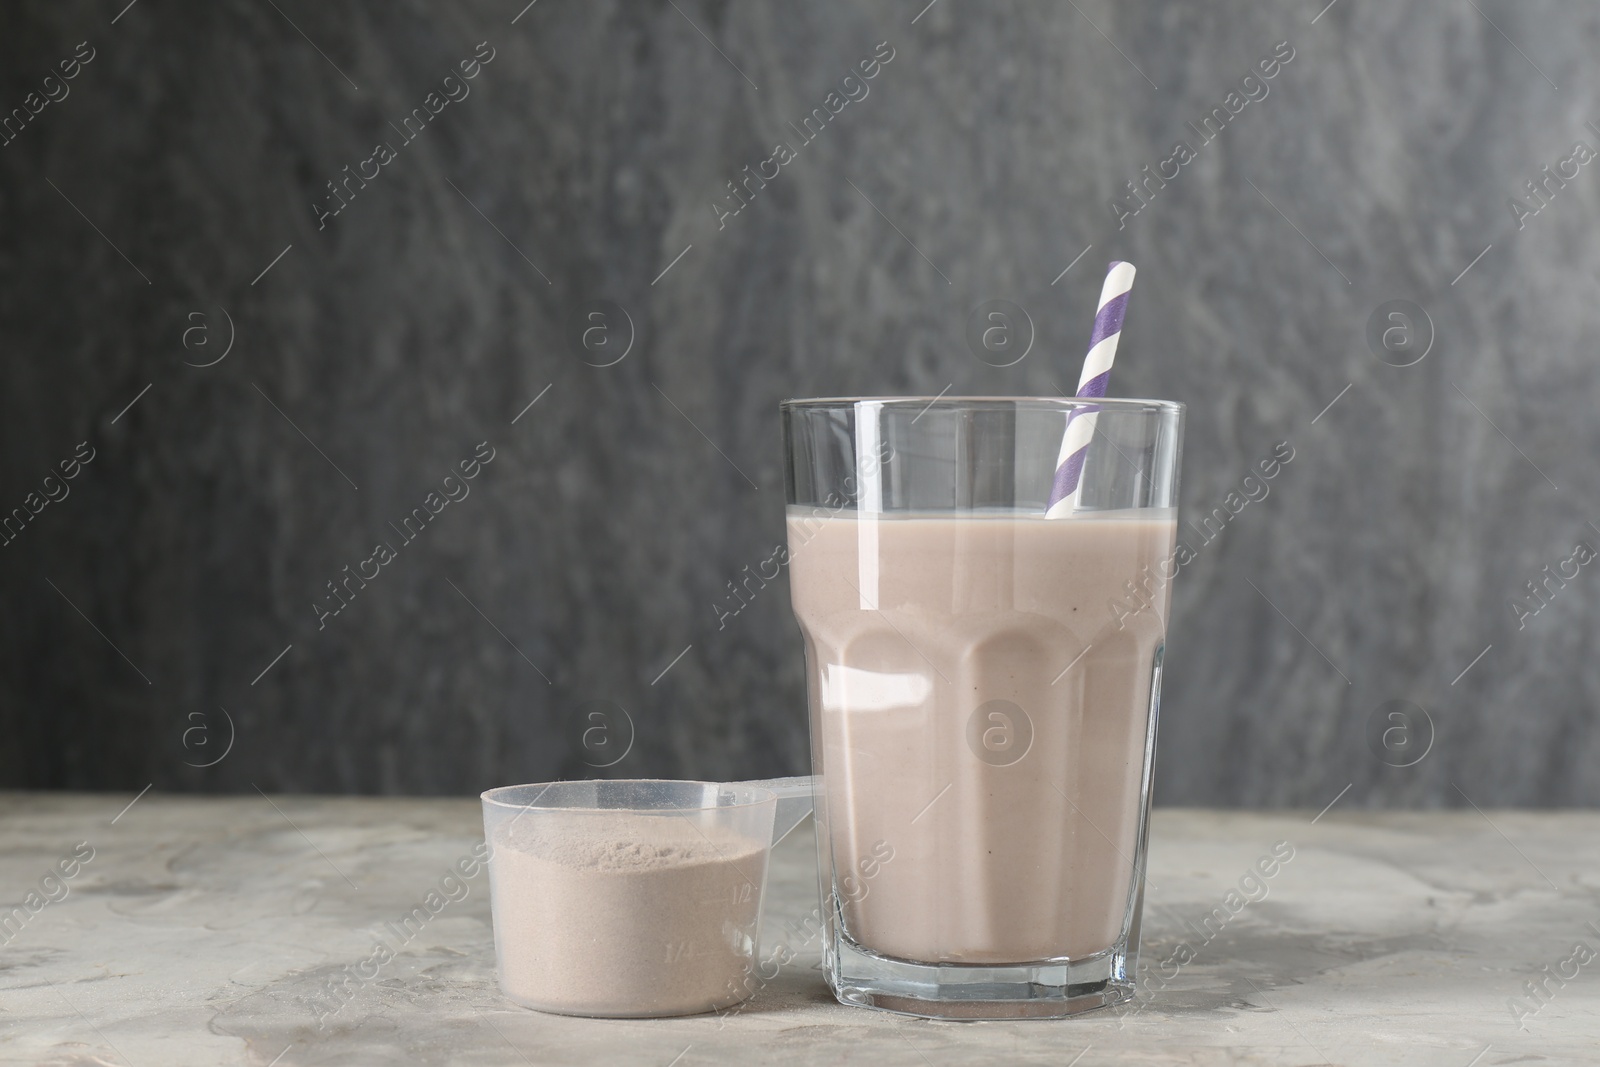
[787,509,1176,965]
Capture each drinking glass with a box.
[782,396,1183,1019]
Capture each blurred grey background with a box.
[1,0,1596,807]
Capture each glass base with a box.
[826,936,1134,1020]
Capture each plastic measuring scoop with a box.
[480,775,816,1018]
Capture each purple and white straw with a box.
[1046,260,1137,517]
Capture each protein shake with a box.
[787,509,1176,964]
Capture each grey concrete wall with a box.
[1,0,1596,806]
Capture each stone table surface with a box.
[1,794,1597,1066]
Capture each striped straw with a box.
[1046,261,1136,517]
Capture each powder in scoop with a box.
[490,813,768,1017]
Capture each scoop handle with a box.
[740,775,815,847]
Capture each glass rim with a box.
[781,395,1183,415]
[480,779,777,814]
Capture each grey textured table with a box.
[2,794,1595,1066]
